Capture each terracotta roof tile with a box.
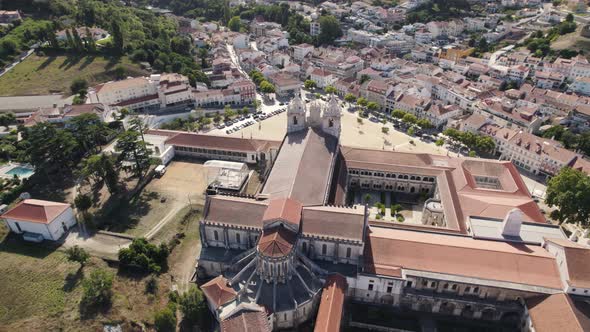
[2,199,70,224]
[257,226,296,257]
[364,227,563,289]
[262,198,302,227]
[314,274,347,332]
[221,310,271,332]
[526,293,590,332]
[201,275,237,309]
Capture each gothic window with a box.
[346,247,351,258]
[236,233,241,244]
[322,244,327,255]
[387,286,393,293]
[302,242,307,253]
[329,118,334,127]
[465,286,471,293]
[214,230,219,241]
[293,115,298,125]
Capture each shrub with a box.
[180,286,208,324]
[396,215,405,222]
[118,238,169,273]
[81,269,113,312]
[375,214,382,220]
[65,245,90,266]
[145,275,158,294]
[154,307,176,332]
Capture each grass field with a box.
[552,24,590,53]
[0,54,148,96]
[0,237,175,330]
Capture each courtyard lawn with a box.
[0,54,147,96]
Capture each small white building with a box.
[1,199,76,241]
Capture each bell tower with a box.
[287,92,307,133]
[322,94,342,138]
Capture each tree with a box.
[224,107,236,121]
[72,28,84,52]
[407,127,415,136]
[180,286,209,324]
[27,123,80,175]
[129,116,149,144]
[468,150,477,157]
[250,70,265,85]
[546,167,590,226]
[359,74,371,84]
[228,16,242,32]
[402,113,417,124]
[260,80,276,93]
[367,102,380,112]
[65,245,90,267]
[71,78,88,96]
[84,27,96,53]
[435,138,444,147]
[115,130,152,179]
[382,126,389,134]
[304,79,317,90]
[118,238,169,273]
[318,15,343,45]
[416,118,433,129]
[475,136,495,153]
[566,13,574,23]
[0,113,16,130]
[68,113,110,154]
[357,97,368,108]
[344,93,356,104]
[111,20,124,53]
[391,109,406,119]
[114,65,126,80]
[155,307,177,332]
[75,194,92,212]
[81,154,120,193]
[325,85,337,94]
[81,269,114,311]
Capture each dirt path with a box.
[168,219,202,293]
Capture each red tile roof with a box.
[257,226,296,258]
[201,275,237,309]
[262,198,302,227]
[544,238,590,289]
[221,310,271,332]
[364,227,563,290]
[1,199,71,224]
[314,274,347,332]
[526,293,590,332]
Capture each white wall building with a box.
[2,199,76,241]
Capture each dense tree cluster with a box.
[542,125,590,156]
[118,238,170,273]
[443,128,495,153]
[406,0,471,23]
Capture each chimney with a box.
[501,208,523,238]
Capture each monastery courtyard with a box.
[208,100,451,156]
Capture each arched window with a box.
[236,233,241,244]
[214,230,219,241]
[329,118,334,127]
[302,242,307,253]
[293,115,298,125]
[346,247,352,258]
[322,244,327,255]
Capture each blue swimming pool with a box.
[5,166,35,178]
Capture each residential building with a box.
[1,199,77,241]
[88,74,193,112]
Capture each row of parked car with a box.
[219,108,288,134]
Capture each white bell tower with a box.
[322,94,342,138]
[287,93,307,133]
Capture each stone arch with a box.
[501,311,521,325]
[462,305,474,318]
[439,301,456,315]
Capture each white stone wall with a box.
[5,207,76,241]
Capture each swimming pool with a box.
[6,166,34,177]
[0,164,35,179]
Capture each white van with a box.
[155,165,167,177]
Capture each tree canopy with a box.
[318,15,342,45]
[546,167,590,226]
